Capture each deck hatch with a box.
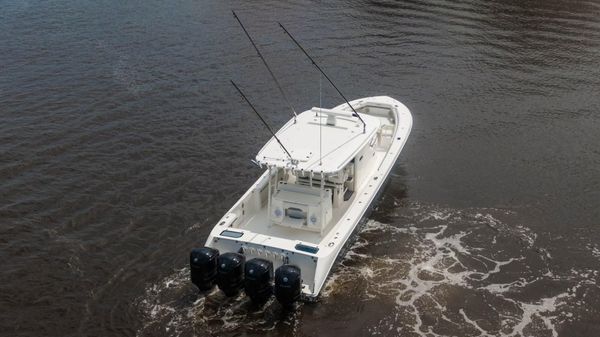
[295,243,319,254]
[220,230,244,238]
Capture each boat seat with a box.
[270,183,332,233]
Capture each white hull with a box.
[204,96,412,299]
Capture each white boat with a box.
[190,95,412,305]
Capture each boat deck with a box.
[242,150,387,245]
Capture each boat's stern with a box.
[204,226,326,301]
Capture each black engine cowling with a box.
[244,258,273,303]
[190,247,219,291]
[216,252,246,296]
[274,264,302,306]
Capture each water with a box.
[1,0,599,336]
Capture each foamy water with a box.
[135,202,600,337]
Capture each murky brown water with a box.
[1,0,599,336]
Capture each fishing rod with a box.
[230,80,295,164]
[232,11,298,123]
[278,22,366,133]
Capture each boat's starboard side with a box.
[308,96,413,297]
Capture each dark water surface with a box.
[1,0,599,336]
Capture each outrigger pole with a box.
[278,22,367,133]
[232,11,298,123]
[230,80,296,164]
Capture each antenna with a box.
[278,22,366,133]
[232,11,298,123]
[230,80,296,164]
[319,73,322,166]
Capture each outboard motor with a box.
[274,264,302,306]
[216,252,245,296]
[244,258,273,303]
[190,247,219,291]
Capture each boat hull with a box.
[203,96,412,300]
